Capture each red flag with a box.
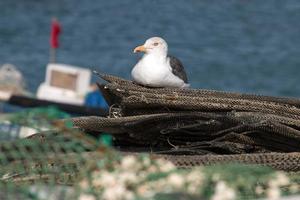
[50,18,61,49]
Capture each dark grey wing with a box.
[168,55,188,83]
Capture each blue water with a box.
[0,0,300,97]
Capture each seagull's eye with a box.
[153,42,159,46]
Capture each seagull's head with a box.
[133,37,168,56]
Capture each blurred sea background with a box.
[0,0,300,97]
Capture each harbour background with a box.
[0,0,300,97]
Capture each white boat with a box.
[0,63,108,116]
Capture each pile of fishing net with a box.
[71,72,300,171]
[1,72,300,199]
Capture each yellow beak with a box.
[133,45,147,53]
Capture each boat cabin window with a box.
[50,70,78,91]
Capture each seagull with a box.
[131,37,190,88]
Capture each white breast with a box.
[131,54,188,88]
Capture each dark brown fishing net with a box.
[71,72,300,171]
